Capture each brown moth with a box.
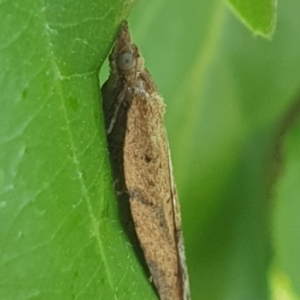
[102,21,191,300]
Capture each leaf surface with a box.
[0,0,156,299]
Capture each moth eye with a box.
[117,52,136,71]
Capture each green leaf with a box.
[0,0,156,299]
[226,0,277,37]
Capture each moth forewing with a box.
[102,21,191,300]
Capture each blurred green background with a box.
[1,0,300,299]
[127,1,300,299]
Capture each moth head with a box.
[117,52,136,71]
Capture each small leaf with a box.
[226,0,277,37]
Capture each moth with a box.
[102,21,191,300]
